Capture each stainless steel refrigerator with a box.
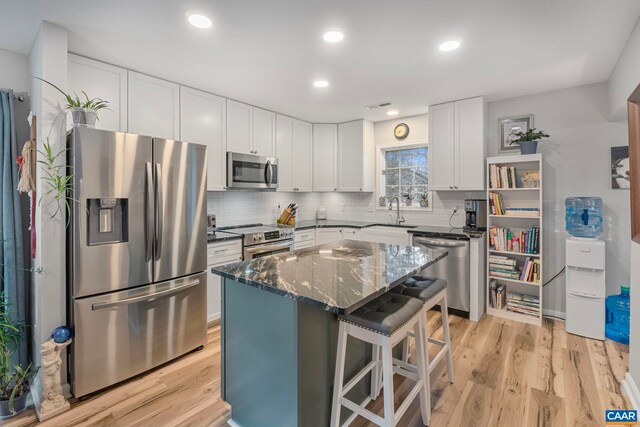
[67,127,207,397]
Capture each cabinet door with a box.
[455,97,485,191]
[207,269,222,323]
[292,120,313,191]
[128,71,179,139]
[341,228,360,240]
[227,100,253,154]
[68,54,127,132]
[180,87,227,191]
[337,120,364,191]
[276,114,294,191]
[428,102,455,190]
[315,228,342,244]
[313,124,337,191]
[253,107,276,157]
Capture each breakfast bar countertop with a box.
[211,239,447,314]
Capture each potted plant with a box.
[36,78,109,127]
[0,294,39,418]
[509,128,550,155]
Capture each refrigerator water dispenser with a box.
[87,198,129,245]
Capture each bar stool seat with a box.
[392,277,447,302]
[331,292,430,427]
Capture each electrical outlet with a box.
[453,205,459,213]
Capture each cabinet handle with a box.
[214,248,229,253]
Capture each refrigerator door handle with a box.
[91,279,200,310]
[155,163,163,260]
[145,163,154,261]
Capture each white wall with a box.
[629,241,640,405]
[488,82,630,317]
[609,17,640,121]
[0,47,28,93]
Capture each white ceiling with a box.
[1,0,639,123]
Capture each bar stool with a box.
[392,276,454,383]
[330,292,430,427]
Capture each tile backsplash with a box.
[207,190,484,228]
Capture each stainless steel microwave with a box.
[227,152,278,189]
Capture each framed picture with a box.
[611,146,630,189]
[498,115,533,153]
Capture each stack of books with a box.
[488,255,520,280]
[488,192,505,215]
[506,292,540,317]
[489,165,519,189]
[504,207,540,218]
[520,257,541,283]
[489,279,506,310]
[489,225,540,254]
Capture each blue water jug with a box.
[605,286,630,345]
[565,197,603,238]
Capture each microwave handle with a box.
[265,160,273,187]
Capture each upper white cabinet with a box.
[67,54,128,132]
[227,101,276,157]
[128,71,179,139]
[253,107,276,156]
[313,124,338,191]
[337,120,375,192]
[180,87,227,191]
[428,96,485,191]
[277,115,312,192]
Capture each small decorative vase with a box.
[519,140,538,155]
[404,198,412,207]
[0,393,29,418]
[70,108,97,128]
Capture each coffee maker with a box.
[465,199,487,230]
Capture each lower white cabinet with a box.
[207,239,242,323]
[315,227,359,244]
[359,226,411,246]
[294,229,316,249]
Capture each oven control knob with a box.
[253,236,258,241]
[258,235,263,240]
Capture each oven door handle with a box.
[413,237,468,248]
[246,241,293,255]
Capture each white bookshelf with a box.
[486,154,543,326]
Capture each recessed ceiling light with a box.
[313,80,329,88]
[439,39,461,52]
[386,110,399,116]
[187,12,212,29]
[323,29,344,43]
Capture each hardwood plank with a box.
[563,349,603,427]
[469,320,515,389]
[446,381,495,427]
[525,388,565,427]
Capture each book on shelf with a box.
[488,255,521,279]
[504,207,540,218]
[506,291,540,317]
[488,192,505,215]
[489,225,539,254]
[489,165,519,189]
[519,257,541,283]
[489,279,507,310]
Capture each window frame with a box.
[376,139,432,211]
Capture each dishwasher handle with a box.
[413,237,468,248]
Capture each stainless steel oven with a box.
[245,239,294,260]
[221,225,295,260]
[227,152,278,189]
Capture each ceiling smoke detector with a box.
[365,102,393,110]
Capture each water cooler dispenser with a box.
[565,197,605,340]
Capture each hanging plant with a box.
[37,138,78,223]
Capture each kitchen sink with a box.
[373,223,418,229]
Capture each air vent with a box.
[365,102,393,110]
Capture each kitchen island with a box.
[212,240,447,427]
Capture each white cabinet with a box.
[313,124,338,191]
[359,226,411,246]
[207,239,242,323]
[253,107,276,156]
[277,115,313,192]
[294,229,316,249]
[67,54,128,132]
[315,227,359,244]
[180,87,227,191]
[337,120,375,192]
[227,101,276,156]
[128,71,179,139]
[429,96,485,191]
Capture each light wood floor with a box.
[6,313,631,427]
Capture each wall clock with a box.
[394,123,409,140]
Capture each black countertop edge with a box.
[207,232,243,244]
[211,249,448,315]
[407,226,486,240]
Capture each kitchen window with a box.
[377,141,432,210]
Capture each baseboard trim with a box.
[622,372,640,410]
[227,418,242,427]
[542,308,566,321]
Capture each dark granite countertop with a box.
[207,231,242,244]
[294,219,378,230]
[408,225,486,240]
[211,239,447,314]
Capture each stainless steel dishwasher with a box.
[412,235,470,316]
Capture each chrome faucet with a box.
[388,197,406,225]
